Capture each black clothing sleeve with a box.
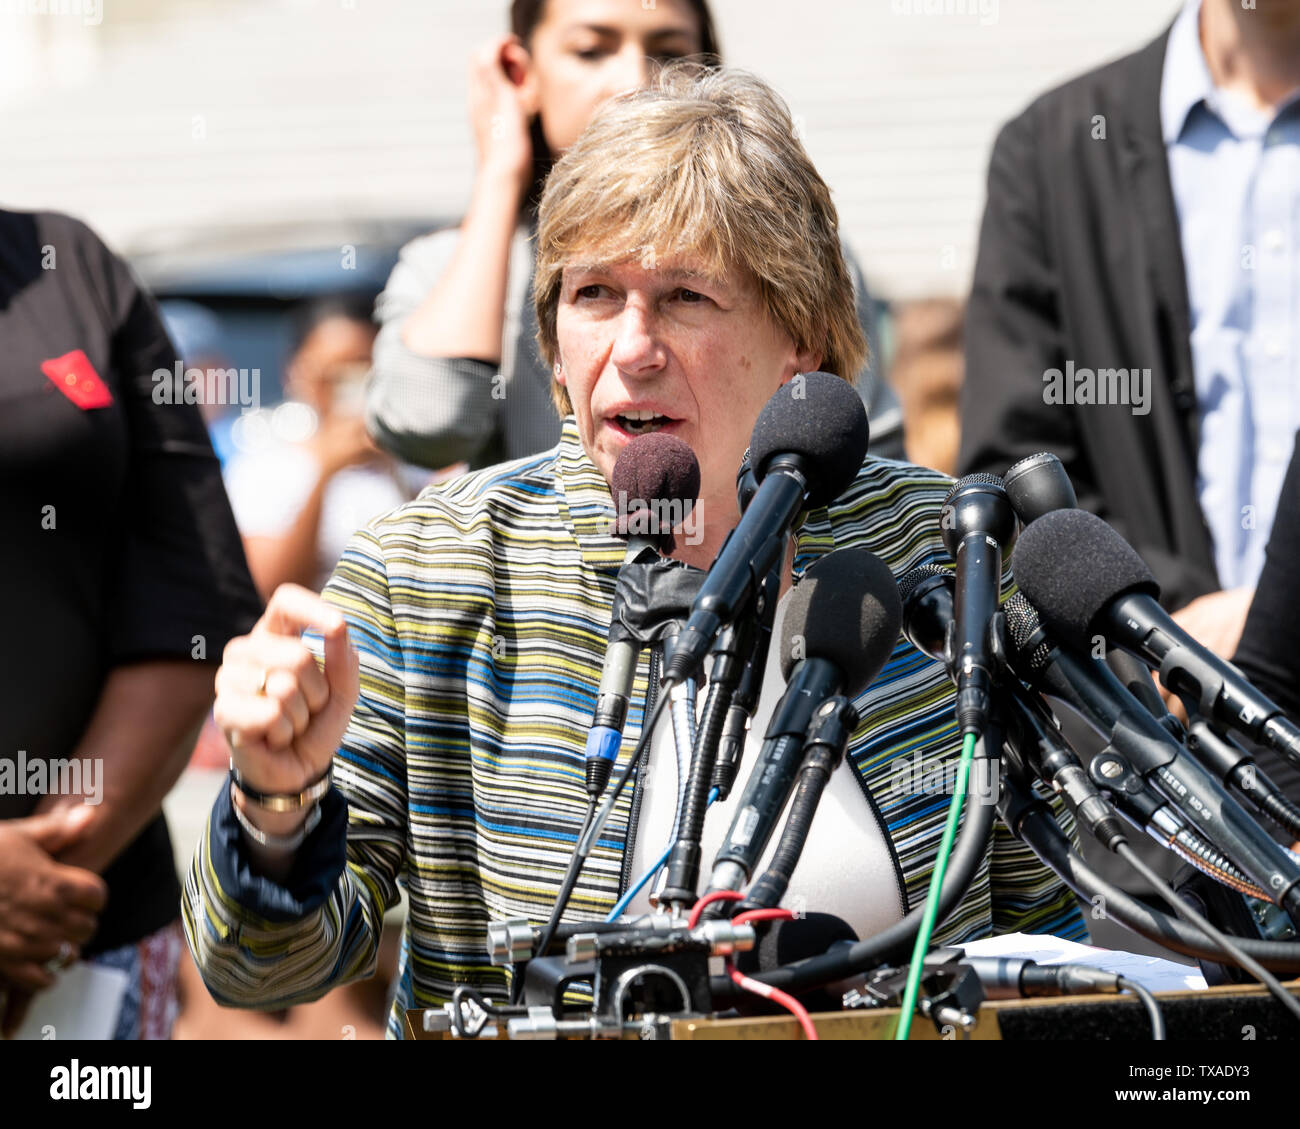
[79,223,263,662]
[1233,434,1300,804]
[958,34,1220,612]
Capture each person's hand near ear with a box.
[469,34,537,202]
[401,34,537,364]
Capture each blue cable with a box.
[605,788,719,923]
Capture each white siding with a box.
[0,0,1180,297]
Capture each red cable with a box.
[721,907,818,1040]
[725,958,819,1040]
[688,889,743,930]
[732,908,794,930]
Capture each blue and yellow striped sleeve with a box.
[181,525,409,1009]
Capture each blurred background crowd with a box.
[2,0,1297,1039]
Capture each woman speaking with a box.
[185,66,1083,1037]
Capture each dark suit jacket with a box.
[959,26,1220,612]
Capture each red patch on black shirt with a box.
[41,349,113,409]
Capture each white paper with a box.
[12,962,131,1040]
[958,931,1208,994]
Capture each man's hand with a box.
[1171,587,1255,659]
[0,808,106,992]
[1156,587,1256,718]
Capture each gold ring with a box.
[255,668,269,695]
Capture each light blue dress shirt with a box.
[1162,0,1300,591]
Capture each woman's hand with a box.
[0,807,106,991]
[468,34,535,193]
[215,585,360,830]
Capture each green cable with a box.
[894,730,977,1040]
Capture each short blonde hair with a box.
[535,64,868,416]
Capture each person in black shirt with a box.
[0,209,262,1037]
[1234,431,1300,805]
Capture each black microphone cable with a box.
[1110,837,1300,1025]
[1117,977,1166,1040]
[1005,772,1300,1006]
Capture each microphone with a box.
[998,462,1179,730]
[898,566,1130,851]
[898,562,956,664]
[1002,451,1077,524]
[610,429,701,555]
[1012,508,1300,772]
[999,591,1300,921]
[940,473,1017,736]
[960,955,1123,1000]
[664,373,870,683]
[584,433,700,798]
[706,547,902,895]
[710,563,781,802]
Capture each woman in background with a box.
[364,0,903,470]
[224,299,429,600]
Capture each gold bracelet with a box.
[230,781,321,851]
[228,760,332,812]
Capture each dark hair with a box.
[289,295,375,356]
[509,0,721,214]
[510,0,720,57]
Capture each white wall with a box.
[0,0,1181,298]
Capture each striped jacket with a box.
[183,419,1086,1038]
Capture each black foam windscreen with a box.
[779,547,902,692]
[736,913,858,975]
[609,432,701,549]
[748,372,870,510]
[1011,508,1160,651]
[731,913,859,1013]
